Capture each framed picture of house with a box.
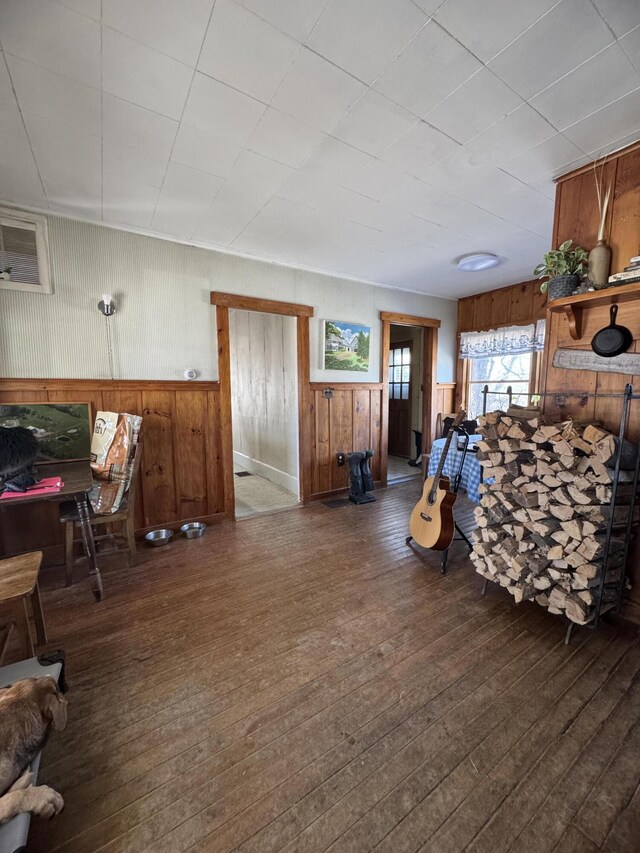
[323,320,370,372]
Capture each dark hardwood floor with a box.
[16,479,640,852]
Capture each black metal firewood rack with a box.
[479,384,640,643]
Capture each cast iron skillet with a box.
[591,304,633,357]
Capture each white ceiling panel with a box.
[345,160,412,202]
[172,123,242,178]
[592,0,640,37]
[193,202,259,246]
[562,87,640,154]
[57,0,101,19]
[0,98,47,207]
[102,174,160,229]
[465,104,557,167]
[621,26,640,72]
[276,170,340,209]
[303,137,373,184]
[425,68,523,145]
[198,0,300,103]
[247,108,326,168]
[22,112,101,184]
[422,151,524,204]
[381,121,460,178]
[102,137,171,189]
[103,0,215,66]
[0,53,14,106]
[0,0,100,88]
[332,91,417,156]
[6,55,101,137]
[434,0,559,63]
[182,72,266,144]
[272,47,366,132]
[102,27,193,121]
[102,95,178,158]
[1,0,639,298]
[307,0,427,85]
[234,0,328,42]
[374,21,481,117]
[489,0,615,100]
[531,43,640,130]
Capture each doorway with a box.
[211,292,313,520]
[380,311,439,488]
[387,326,423,482]
[229,309,300,518]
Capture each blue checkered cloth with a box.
[427,434,484,504]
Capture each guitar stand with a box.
[407,427,474,574]
[439,428,474,574]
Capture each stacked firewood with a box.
[471,411,634,625]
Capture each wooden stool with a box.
[0,552,47,660]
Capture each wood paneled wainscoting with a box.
[309,384,384,499]
[0,378,224,564]
[308,381,456,500]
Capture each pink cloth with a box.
[0,477,64,500]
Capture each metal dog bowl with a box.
[145,528,174,547]
[180,522,206,539]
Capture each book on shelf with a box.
[624,262,640,271]
[608,273,640,285]
[609,268,640,282]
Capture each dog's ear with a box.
[37,677,68,732]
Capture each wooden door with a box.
[388,341,412,456]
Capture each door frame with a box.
[211,292,313,519]
[380,311,440,486]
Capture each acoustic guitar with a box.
[409,409,467,551]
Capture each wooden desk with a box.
[0,462,103,601]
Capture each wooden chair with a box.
[61,443,142,587]
[435,412,458,439]
[0,552,47,660]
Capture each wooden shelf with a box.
[548,281,640,341]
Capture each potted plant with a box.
[534,240,589,300]
[0,266,11,281]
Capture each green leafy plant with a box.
[533,240,588,293]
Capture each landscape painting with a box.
[323,320,370,372]
[0,402,91,462]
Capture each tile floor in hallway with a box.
[233,465,300,518]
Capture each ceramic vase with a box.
[588,239,611,288]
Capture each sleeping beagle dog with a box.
[0,676,67,824]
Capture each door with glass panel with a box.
[388,341,412,456]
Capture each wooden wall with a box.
[455,278,547,407]
[542,141,640,431]
[309,384,383,498]
[541,141,640,623]
[457,278,547,334]
[0,378,224,562]
[308,381,455,498]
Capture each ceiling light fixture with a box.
[457,253,501,272]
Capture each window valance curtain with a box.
[459,320,546,360]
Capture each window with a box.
[0,208,52,294]
[460,322,545,418]
[467,352,533,418]
[388,344,410,399]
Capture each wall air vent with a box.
[0,208,52,294]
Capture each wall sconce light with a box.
[98,293,116,316]
[98,293,116,380]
